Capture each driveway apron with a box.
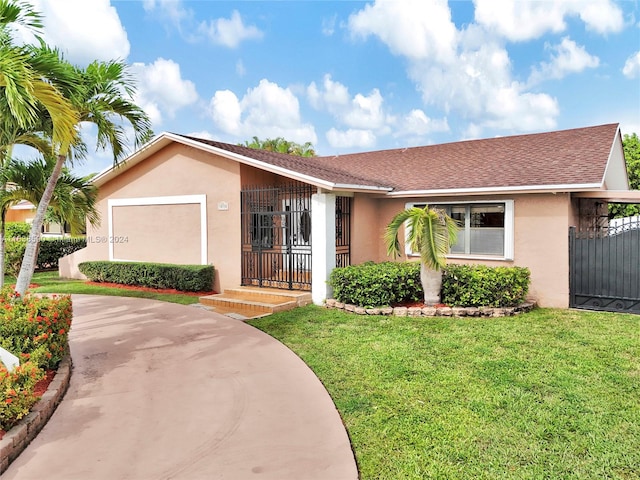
[2,295,358,480]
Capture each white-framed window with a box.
[406,200,514,260]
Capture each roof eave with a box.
[386,183,604,198]
[94,132,390,192]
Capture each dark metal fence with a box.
[241,185,352,291]
[241,184,313,290]
[569,220,640,313]
[336,196,351,268]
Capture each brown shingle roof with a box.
[180,123,619,193]
[177,135,390,189]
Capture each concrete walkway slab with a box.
[3,295,358,480]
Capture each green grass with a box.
[249,306,640,480]
[7,271,201,305]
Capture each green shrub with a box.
[78,261,214,292]
[5,239,27,278]
[0,289,73,370]
[4,237,87,276]
[37,237,86,270]
[5,222,31,239]
[442,264,530,307]
[0,361,43,431]
[0,289,72,430]
[329,261,422,307]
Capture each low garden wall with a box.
[325,299,536,317]
[0,355,72,474]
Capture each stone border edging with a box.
[0,355,72,474]
[325,299,536,317]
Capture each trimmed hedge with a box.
[329,261,531,308]
[442,264,530,308]
[328,261,422,307]
[37,238,87,270]
[78,261,214,292]
[4,237,87,276]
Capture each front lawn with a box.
[6,272,201,305]
[249,306,640,479]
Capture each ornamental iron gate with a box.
[569,218,640,313]
[336,196,351,268]
[241,185,351,291]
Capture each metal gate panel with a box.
[241,184,313,290]
[336,196,351,268]
[569,224,640,313]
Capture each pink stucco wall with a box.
[60,143,242,293]
[348,193,574,308]
[60,141,578,307]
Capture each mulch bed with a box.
[0,370,56,441]
[86,281,217,296]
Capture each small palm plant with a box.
[384,205,458,305]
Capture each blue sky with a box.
[22,1,640,176]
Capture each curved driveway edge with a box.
[3,295,358,480]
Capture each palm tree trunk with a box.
[420,263,443,305]
[15,154,65,295]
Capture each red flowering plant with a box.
[0,287,73,370]
[0,362,43,431]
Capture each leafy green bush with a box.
[328,261,422,307]
[5,222,31,239]
[0,289,72,430]
[0,362,43,431]
[4,237,87,276]
[0,289,73,370]
[5,239,27,278]
[442,264,530,307]
[78,261,214,292]
[37,237,86,270]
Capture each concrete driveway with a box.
[3,295,358,480]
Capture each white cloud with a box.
[144,2,262,48]
[326,128,376,149]
[483,86,559,131]
[529,37,600,85]
[348,1,561,134]
[209,79,317,144]
[307,75,392,133]
[130,58,198,126]
[210,90,242,136]
[196,10,263,48]
[236,59,246,77]
[396,110,449,137]
[348,0,456,62]
[623,51,640,79]
[322,15,337,36]
[142,0,193,28]
[26,0,129,65]
[307,75,350,111]
[473,0,624,42]
[186,130,216,141]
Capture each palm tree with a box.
[241,136,316,157]
[0,156,99,288]
[13,56,153,294]
[0,0,78,155]
[384,205,458,305]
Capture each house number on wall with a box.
[218,201,229,211]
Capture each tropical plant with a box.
[609,132,640,218]
[1,0,153,295]
[0,156,99,287]
[241,136,316,157]
[384,205,458,304]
